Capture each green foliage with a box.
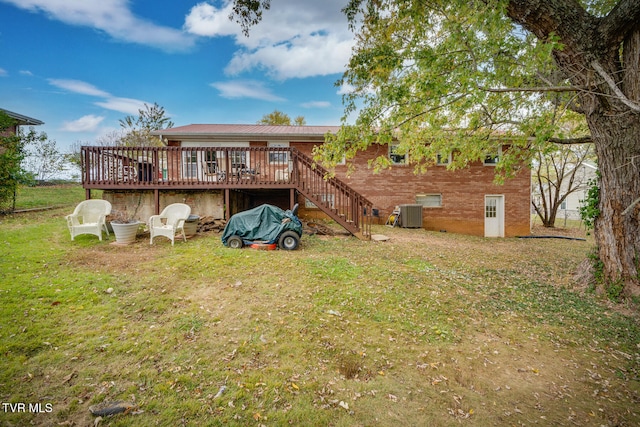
[0,112,29,212]
[119,102,174,146]
[315,0,574,177]
[579,175,600,232]
[230,0,271,36]
[257,110,306,126]
[22,128,68,181]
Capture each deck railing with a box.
[81,146,372,238]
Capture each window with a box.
[485,198,497,218]
[416,194,442,207]
[330,153,346,166]
[389,143,407,165]
[305,194,335,209]
[183,150,198,178]
[436,152,451,165]
[230,150,247,168]
[204,150,218,174]
[560,200,567,210]
[484,147,502,165]
[268,142,289,164]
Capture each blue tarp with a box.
[221,204,302,245]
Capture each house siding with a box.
[111,125,534,237]
[293,142,531,237]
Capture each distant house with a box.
[0,108,44,135]
[80,124,531,238]
[556,162,597,222]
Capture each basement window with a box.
[416,194,442,207]
[305,193,336,209]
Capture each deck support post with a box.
[290,188,295,210]
[85,189,91,200]
[225,189,230,220]
[154,189,160,214]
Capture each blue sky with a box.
[0,0,356,152]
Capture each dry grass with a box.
[1,211,639,426]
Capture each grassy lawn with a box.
[12,184,91,211]
[0,193,638,426]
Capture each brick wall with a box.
[293,142,531,237]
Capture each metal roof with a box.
[0,108,44,126]
[154,124,341,138]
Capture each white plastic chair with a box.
[66,199,112,241]
[148,203,191,246]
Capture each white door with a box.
[484,195,504,237]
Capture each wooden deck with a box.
[81,146,373,238]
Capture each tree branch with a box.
[591,60,640,112]
[478,85,582,93]
[599,0,640,48]
[548,136,593,144]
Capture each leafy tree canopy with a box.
[319,1,600,179]
[0,112,27,211]
[119,102,174,146]
[258,110,306,126]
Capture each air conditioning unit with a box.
[399,204,423,228]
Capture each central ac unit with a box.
[399,204,423,228]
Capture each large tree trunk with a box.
[507,1,640,297]
[591,115,640,297]
[590,27,640,297]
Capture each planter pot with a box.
[184,215,200,238]
[110,221,141,245]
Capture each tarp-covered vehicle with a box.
[221,204,302,250]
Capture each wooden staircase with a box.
[290,148,373,240]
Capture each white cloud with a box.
[61,114,104,132]
[47,78,149,114]
[210,80,285,102]
[0,68,7,76]
[48,78,111,97]
[337,82,356,95]
[184,0,355,79]
[20,70,33,76]
[301,101,331,109]
[183,2,238,37]
[1,0,195,52]
[95,97,147,115]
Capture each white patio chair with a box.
[66,199,112,241]
[148,203,191,246]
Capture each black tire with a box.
[278,231,300,250]
[227,235,243,249]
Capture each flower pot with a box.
[110,221,141,245]
[184,215,200,238]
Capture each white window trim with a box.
[484,146,502,166]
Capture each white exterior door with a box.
[484,195,504,238]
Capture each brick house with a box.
[82,124,531,238]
